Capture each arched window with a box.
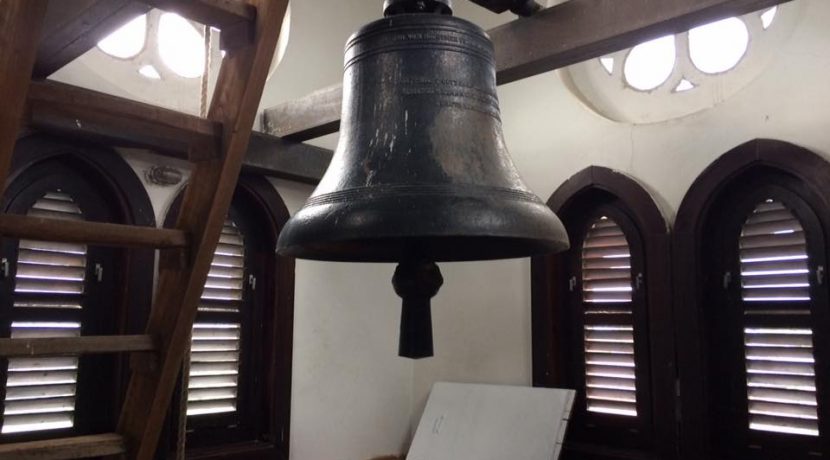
[0,135,155,441]
[532,167,675,459]
[164,176,294,458]
[675,139,830,459]
[580,215,639,418]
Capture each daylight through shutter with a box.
[187,220,244,417]
[581,216,638,417]
[739,199,819,437]
[2,192,86,434]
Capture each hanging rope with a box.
[200,25,212,117]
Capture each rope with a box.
[200,25,212,117]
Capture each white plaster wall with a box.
[410,0,830,427]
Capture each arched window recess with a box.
[0,135,155,441]
[532,166,676,460]
[674,139,830,459]
[161,175,294,459]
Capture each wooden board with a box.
[408,382,575,460]
[0,214,187,249]
[0,433,125,460]
[0,335,155,357]
[27,80,220,161]
[34,0,150,78]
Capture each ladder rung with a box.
[0,335,155,358]
[0,214,188,249]
[0,433,125,460]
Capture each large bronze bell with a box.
[277,0,569,358]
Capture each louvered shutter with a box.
[739,200,819,437]
[580,216,638,417]
[186,220,244,417]
[2,192,87,434]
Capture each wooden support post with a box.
[0,0,47,188]
[116,1,290,458]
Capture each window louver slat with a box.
[581,217,638,418]
[2,321,81,434]
[2,192,87,433]
[2,192,86,435]
[187,219,244,418]
[739,200,819,438]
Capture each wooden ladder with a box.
[0,0,289,458]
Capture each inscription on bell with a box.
[389,30,490,54]
[400,77,499,118]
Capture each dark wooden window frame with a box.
[674,139,830,460]
[163,175,295,460]
[532,166,677,460]
[0,134,156,441]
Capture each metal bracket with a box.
[95,263,104,282]
[568,275,577,292]
[248,274,257,291]
[817,265,825,286]
[635,273,644,291]
[723,271,732,289]
[0,258,8,279]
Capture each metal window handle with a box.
[95,263,104,282]
[568,276,577,292]
[818,266,825,286]
[723,271,732,289]
[248,274,257,290]
[0,258,8,278]
[635,273,644,291]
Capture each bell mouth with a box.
[278,235,568,263]
[276,188,569,263]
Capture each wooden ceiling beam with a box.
[244,132,332,184]
[34,0,151,78]
[141,0,256,51]
[263,0,790,141]
[24,80,330,182]
[27,80,220,161]
[34,0,255,79]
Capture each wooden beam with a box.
[263,0,789,141]
[0,335,155,357]
[142,0,256,51]
[262,84,343,142]
[117,1,290,458]
[0,433,126,460]
[490,0,789,85]
[25,80,331,180]
[244,132,331,184]
[0,1,47,188]
[35,0,150,78]
[27,80,220,161]
[0,214,188,249]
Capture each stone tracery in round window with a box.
[563,4,799,124]
[607,7,777,93]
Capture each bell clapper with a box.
[392,259,443,359]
